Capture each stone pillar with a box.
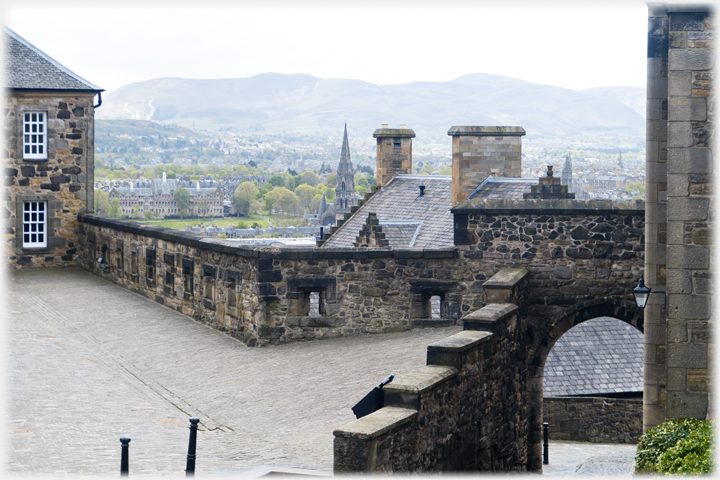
[644,3,670,432]
[447,126,526,207]
[373,124,415,187]
[664,5,713,422]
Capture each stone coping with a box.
[372,128,416,138]
[451,198,645,215]
[463,304,518,328]
[383,365,458,395]
[332,407,418,440]
[545,396,643,404]
[79,214,455,260]
[483,268,529,289]
[447,126,526,136]
[426,330,492,353]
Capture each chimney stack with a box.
[447,126,526,206]
[373,124,415,187]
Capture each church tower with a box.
[617,150,624,172]
[561,152,573,191]
[335,123,356,213]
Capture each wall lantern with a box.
[633,276,666,310]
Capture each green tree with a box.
[173,187,191,218]
[271,188,301,215]
[357,178,369,189]
[233,182,260,216]
[268,175,285,187]
[300,171,319,187]
[357,185,368,195]
[198,199,210,218]
[133,204,140,218]
[326,173,337,186]
[144,210,153,220]
[108,198,120,218]
[294,184,319,211]
[310,193,323,213]
[94,189,109,215]
[323,187,336,202]
[365,174,377,186]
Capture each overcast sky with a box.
[4,0,650,95]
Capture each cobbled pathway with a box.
[5,267,462,476]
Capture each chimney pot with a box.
[400,124,407,129]
[381,124,389,129]
[419,182,425,196]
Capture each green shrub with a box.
[635,418,714,474]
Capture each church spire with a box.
[338,122,353,175]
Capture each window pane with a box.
[38,146,43,154]
[31,234,36,242]
[24,113,30,122]
[24,234,29,243]
[24,224,29,232]
[24,212,29,222]
[38,212,44,221]
[31,113,37,122]
[25,124,30,132]
[38,234,44,242]
[32,124,37,133]
[38,123,43,133]
[31,213,37,222]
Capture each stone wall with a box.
[333,303,528,473]
[543,397,643,444]
[77,214,480,346]
[5,92,95,268]
[448,126,525,206]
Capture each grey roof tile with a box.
[323,175,453,249]
[5,28,102,91]
[467,176,537,200]
[544,317,643,396]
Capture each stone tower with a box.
[561,152,573,191]
[335,123,356,213]
[373,123,415,187]
[617,150,624,172]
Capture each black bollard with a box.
[186,418,199,476]
[543,422,549,465]
[120,437,131,476]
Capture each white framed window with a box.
[23,201,47,248]
[23,112,47,160]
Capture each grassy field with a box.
[132,215,269,230]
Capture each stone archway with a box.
[525,299,643,470]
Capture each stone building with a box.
[4,28,103,268]
[373,123,415,187]
[334,123,356,213]
[108,174,223,218]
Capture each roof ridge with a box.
[5,27,103,91]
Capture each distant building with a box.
[108,172,223,218]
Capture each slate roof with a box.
[380,221,422,248]
[5,28,102,91]
[467,176,537,200]
[543,317,643,396]
[322,175,453,249]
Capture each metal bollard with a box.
[120,437,131,476]
[543,422,549,465]
[186,418,199,476]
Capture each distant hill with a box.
[97,73,645,139]
[581,86,646,117]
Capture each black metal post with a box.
[120,437,131,476]
[186,418,199,476]
[543,422,549,465]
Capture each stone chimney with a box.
[373,124,415,187]
[447,126,526,206]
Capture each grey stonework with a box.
[543,397,643,444]
[645,4,713,429]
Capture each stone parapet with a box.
[333,304,528,473]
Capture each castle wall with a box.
[5,92,95,268]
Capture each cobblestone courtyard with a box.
[5,267,637,476]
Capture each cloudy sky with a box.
[4,0,650,94]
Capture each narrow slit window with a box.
[309,291,321,317]
[22,201,47,248]
[430,295,441,319]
